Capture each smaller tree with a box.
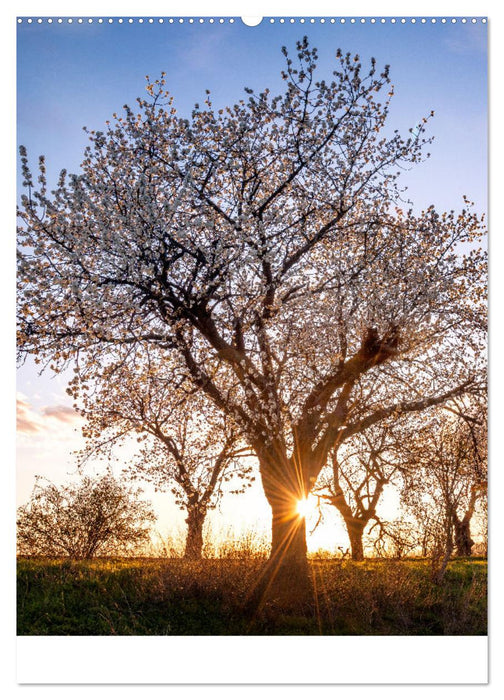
[451,407,487,556]
[401,403,487,580]
[74,354,255,559]
[17,474,156,558]
[127,410,252,560]
[317,422,405,560]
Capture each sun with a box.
[296,495,317,519]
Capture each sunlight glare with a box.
[296,497,312,519]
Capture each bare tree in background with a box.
[317,420,407,560]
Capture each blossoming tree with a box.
[316,419,409,560]
[18,39,486,595]
[73,351,253,559]
[401,403,487,577]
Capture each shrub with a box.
[17,474,156,558]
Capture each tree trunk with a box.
[247,456,313,611]
[421,533,429,558]
[184,506,206,560]
[270,496,308,572]
[431,517,454,584]
[346,519,366,561]
[453,487,479,557]
[454,517,474,557]
[250,498,312,610]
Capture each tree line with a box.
[17,398,487,576]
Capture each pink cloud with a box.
[42,405,80,424]
[17,395,82,435]
[16,397,42,434]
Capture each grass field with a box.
[17,557,487,636]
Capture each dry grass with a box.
[17,555,486,636]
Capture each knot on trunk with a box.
[361,324,401,364]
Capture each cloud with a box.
[17,394,82,435]
[16,397,43,434]
[42,405,80,424]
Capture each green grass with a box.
[17,557,487,636]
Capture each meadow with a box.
[17,556,487,636]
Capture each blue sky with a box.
[16,17,488,545]
[18,18,487,210]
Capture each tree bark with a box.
[250,499,312,610]
[270,496,308,572]
[346,519,366,561]
[453,486,480,557]
[454,516,474,557]
[184,506,206,559]
[246,454,313,610]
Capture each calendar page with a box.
[15,3,488,686]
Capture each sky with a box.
[16,15,488,552]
